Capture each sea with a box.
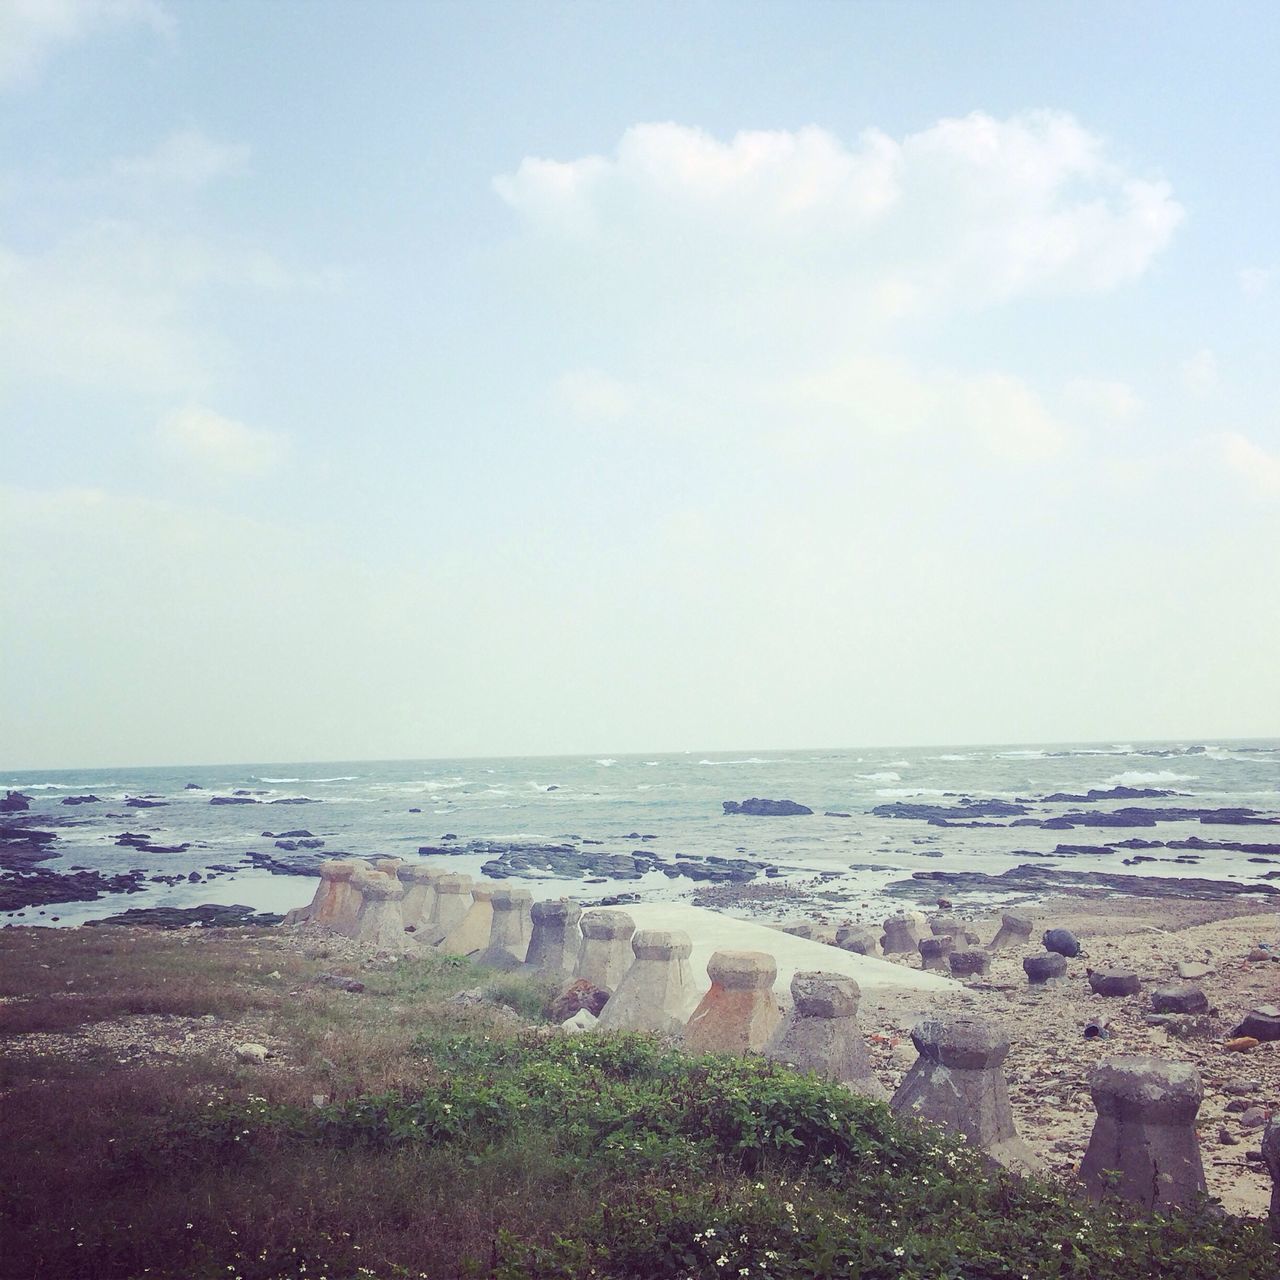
[4,740,1279,927]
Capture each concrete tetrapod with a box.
[522,899,583,979]
[881,914,926,955]
[684,949,782,1055]
[282,859,353,928]
[1079,1056,1206,1211]
[763,971,887,1101]
[476,886,533,969]
[375,857,404,879]
[596,929,697,1033]
[350,869,413,953]
[398,864,446,930]
[835,925,880,956]
[891,1013,1040,1174]
[987,913,1033,952]
[440,885,496,957]
[573,909,636,994]
[423,873,474,946]
[918,936,954,971]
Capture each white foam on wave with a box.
[595,758,617,767]
[257,775,358,784]
[422,779,468,792]
[698,757,779,766]
[875,787,949,798]
[931,754,972,762]
[998,749,1045,759]
[6,781,125,790]
[1104,770,1198,786]
[858,771,901,783]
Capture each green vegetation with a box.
[0,926,1272,1280]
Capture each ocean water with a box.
[4,740,1279,927]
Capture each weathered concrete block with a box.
[1150,983,1209,1015]
[1233,1004,1280,1042]
[573,909,636,994]
[949,948,990,979]
[684,949,782,1055]
[929,914,966,939]
[476,886,533,969]
[835,924,880,956]
[918,936,954,971]
[286,858,356,929]
[351,869,413,953]
[890,1013,1038,1173]
[987,913,1033,952]
[1043,928,1081,957]
[440,885,496,957]
[398,864,446,929]
[1080,1056,1205,1211]
[882,913,926,955]
[763,971,887,1101]
[1263,1117,1280,1242]
[597,929,697,1033]
[1023,952,1067,985]
[420,872,473,945]
[523,898,583,979]
[1089,968,1140,998]
[374,857,404,879]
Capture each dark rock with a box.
[1232,1005,1280,1042]
[549,978,610,1021]
[1023,953,1067,984]
[86,903,282,928]
[1150,984,1209,1015]
[269,797,318,805]
[262,829,315,839]
[948,948,990,978]
[723,798,814,817]
[243,850,325,877]
[824,811,852,818]
[872,798,1028,822]
[184,783,203,789]
[210,796,259,805]
[1041,787,1180,802]
[316,972,366,993]
[1043,928,1082,957]
[1089,968,1141,997]
[0,791,32,813]
[61,795,102,805]
[125,797,168,809]
[888,864,1280,902]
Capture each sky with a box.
[2,0,1278,769]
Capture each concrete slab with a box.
[624,904,960,998]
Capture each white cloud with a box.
[0,0,171,89]
[114,129,250,186]
[157,405,287,476]
[1221,432,1280,498]
[554,368,634,421]
[1182,348,1218,394]
[1065,377,1144,421]
[496,112,1183,311]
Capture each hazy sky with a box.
[2,1,1278,769]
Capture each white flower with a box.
[893,1247,905,1258]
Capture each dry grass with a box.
[0,924,566,1279]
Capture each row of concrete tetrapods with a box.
[285,860,1278,1229]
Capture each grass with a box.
[0,924,1274,1280]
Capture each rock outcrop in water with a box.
[722,798,813,816]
